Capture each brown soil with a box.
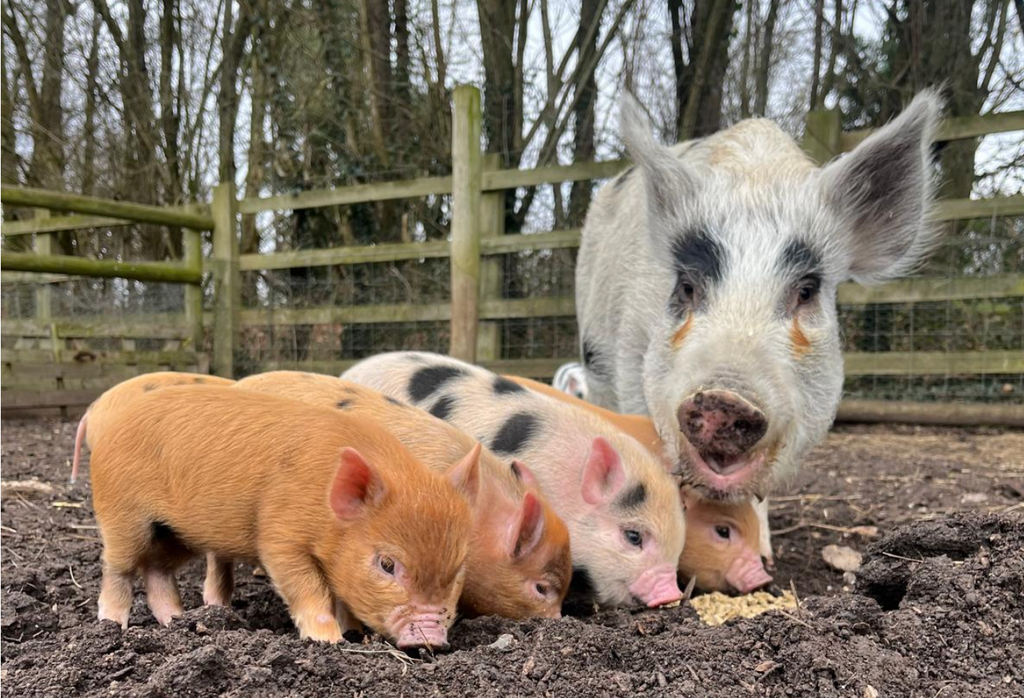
[2,419,1022,697]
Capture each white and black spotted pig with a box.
[576,92,942,504]
[343,352,686,609]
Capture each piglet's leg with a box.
[143,567,184,626]
[98,565,135,628]
[203,553,235,606]
[261,551,343,643]
[333,598,363,636]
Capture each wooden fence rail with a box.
[2,86,1023,421]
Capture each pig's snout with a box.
[394,610,450,651]
[678,390,767,470]
[628,564,683,608]
[725,552,773,594]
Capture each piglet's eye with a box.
[379,556,396,575]
[535,583,549,597]
[714,525,731,540]
[624,529,643,548]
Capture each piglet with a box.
[233,371,572,620]
[343,352,686,609]
[509,375,772,592]
[71,372,233,483]
[85,385,472,650]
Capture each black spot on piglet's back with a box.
[336,399,353,409]
[429,395,457,421]
[491,413,539,456]
[408,365,466,403]
[493,376,526,395]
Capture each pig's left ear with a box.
[508,491,545,559]
[330,448,385,520]
[447,443,482,504]
[820,90,942,284]
[580,437,626,505]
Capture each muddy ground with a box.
[2,419,1022,697]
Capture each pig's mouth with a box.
[684,443,767,496]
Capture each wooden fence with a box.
[2,85,1023,422]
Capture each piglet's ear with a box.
[330,448,384,520]
[820,90,942,284]
[510,459,539,490]
[581,437,625,506]
[447,443,482,505]
[620,92,696,222]
[509,492,545,559]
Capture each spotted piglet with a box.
[343,352,686,609]
[233,371,573,620]
[85,385,472,650]
[509,376,771,594]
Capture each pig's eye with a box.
[623,529,643,548]
[378,555,396,575]
[535,583,549,598]
[714,525,732,540]
[795,276,821,306]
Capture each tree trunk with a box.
[739,0,754,118]
[82,12,102,196]
[217,1,251,184]
[568,0,602,225]
[809,0,824,109]
[753,0,781,116]
[679,0,736,140]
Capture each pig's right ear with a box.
[330,448,385,520]
[580,437,626,506]
[447,443,482,505]
[509,491,545,559]
[620,92,696,223]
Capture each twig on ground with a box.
[778,610,814,629]
[772,522,877,537]
[69,565,83,589]
[685,664,701,683]
[682,575,698,601]
[789,580,801,609]
[880,551,924,563]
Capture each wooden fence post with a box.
[450,85,483,361]
[183,222,204,354]
[210,182,239,377]
[477,153,504,361]
[802,108,842,165]
[33,209,53,324]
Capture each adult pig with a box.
[343,352,686,609]
[233,371,572,619]
[576,92,941,500]
[85,385,472,650]
[509,375,770,593]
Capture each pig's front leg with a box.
[203,552,235,606]
[333,597,363,635]
[261,549,344,643]
[753,496,775,570]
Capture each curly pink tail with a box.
[71,413,88,484]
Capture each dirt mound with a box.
[2,420,1022,696]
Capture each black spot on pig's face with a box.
[336,399,353,409]
[491,413,540,456]
[616,483,647,510]
[429,394,457,421]
[408,366,467,403]
[582,340,609,380]
[493,377,526,395]
[669,230,726,317]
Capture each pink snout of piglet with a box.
[388,607,450,651]
[725,551,773,594]
[629,563,683,608]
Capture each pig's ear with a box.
[680,486,697,511]
[330,448,385,520]
[510,459,539,490]
[820,90,942,284]
[509,491,545,559]
[447,443,482,504]
[620,92,696,222]
[580,437,626,506]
